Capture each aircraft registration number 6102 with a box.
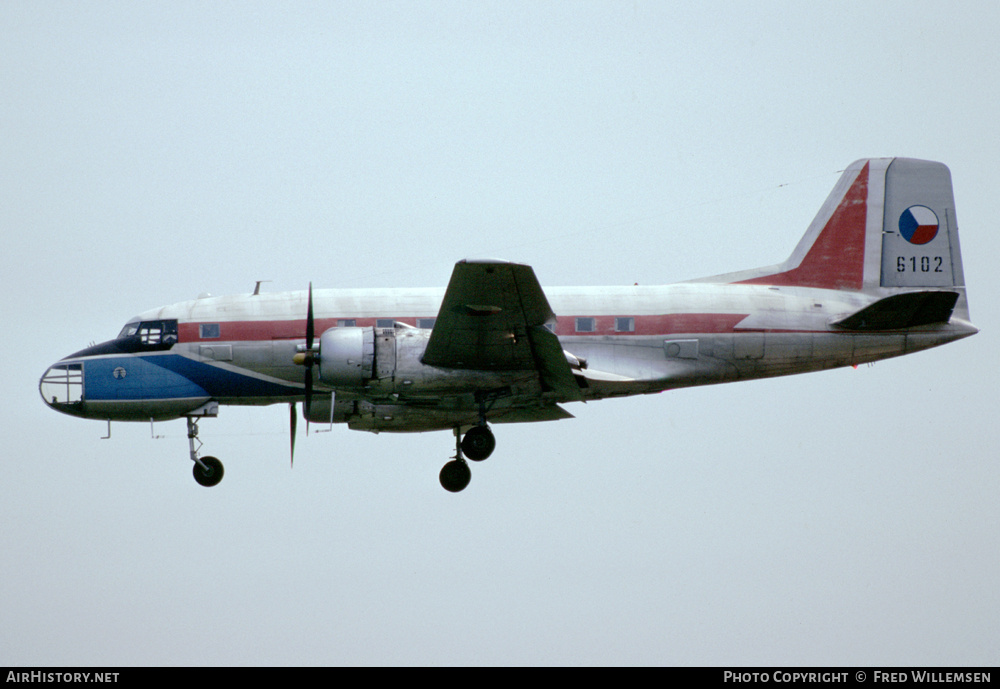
[897,256,944,273]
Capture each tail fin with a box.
[708,158,969,317]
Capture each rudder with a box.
[880,158,966,291]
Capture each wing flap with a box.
[527,324,585,400]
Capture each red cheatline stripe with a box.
[177,313,752,343]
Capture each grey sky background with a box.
[2,1,997,666]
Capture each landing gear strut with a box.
[187,412,224,487]
[439,423,496,492]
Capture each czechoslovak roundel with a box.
[899,205,939,245]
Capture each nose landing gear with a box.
[186,404,223,487]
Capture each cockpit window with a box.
[139,323,164,345]
[63,319,179,359]
[118,321,140,339]
[116,319,178,350]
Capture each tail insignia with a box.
[899,205,939,245]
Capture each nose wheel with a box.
[193,455,224,487]
[439,424,495,492]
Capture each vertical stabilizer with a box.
[704,158,969,316]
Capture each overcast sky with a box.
[2,1,997,666]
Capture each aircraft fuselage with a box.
[40,281,976,431]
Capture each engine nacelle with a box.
[318,327,374,388]
[317,325,529,395]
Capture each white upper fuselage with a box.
[129,281,972,396]
[138,282,875,337]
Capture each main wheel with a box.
[439,459,471,492]
[462,425,496,462]
[193,456,224,487]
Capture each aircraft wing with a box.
[422,260,582,400]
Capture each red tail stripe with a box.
[737,162,869,290]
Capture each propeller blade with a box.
[289,402,297,468]
[306,282,315,350]
[304,371,313,433]
[304,281,315,424]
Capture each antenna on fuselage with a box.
[253,280,272,296]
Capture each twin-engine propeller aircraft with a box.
[40,158,977,492]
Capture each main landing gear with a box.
[179,400,495,492]
[187,413,224,487]
[439,424,496,492]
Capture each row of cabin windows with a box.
[197,319,438,339]
[362,319,437,329]
[345,317,632,332]
[196,316,633,339]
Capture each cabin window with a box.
[376,319,395,329]
[615,317,635,332]
[200,323,220,339]
[337,319,356,327]
[417,318,436,329]
[575,317,596,333]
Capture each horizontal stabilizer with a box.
[833,291,959,331]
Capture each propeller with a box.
[290,402,298,467]
[305,281,315,418]
[290,282,317,467]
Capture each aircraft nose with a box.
[39,361,85,413]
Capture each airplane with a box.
[39,157,977,492]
